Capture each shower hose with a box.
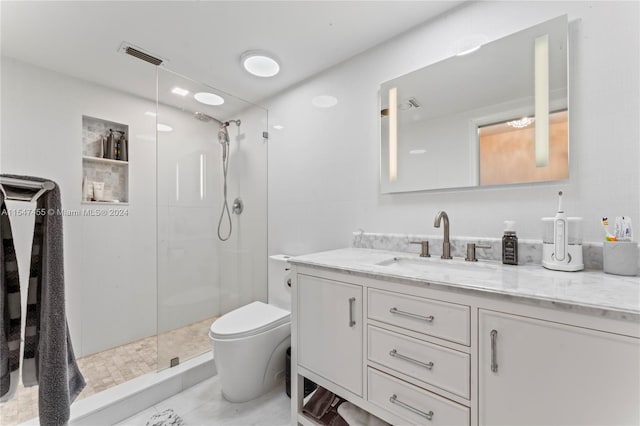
[217,140,232,241]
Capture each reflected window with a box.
[478,110,568,186]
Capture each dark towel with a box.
[1,193,21,397]
[303,386,349,426]
[0,175,85,425]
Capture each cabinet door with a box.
[298,275,363,396]
[479,310,640,425]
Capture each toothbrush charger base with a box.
[542,243,584,272]
[542,260,585,272]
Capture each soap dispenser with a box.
[502,220,518,265]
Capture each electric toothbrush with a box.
[554,191,569,263]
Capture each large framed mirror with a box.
[380,15,568,193]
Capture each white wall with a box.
[1,57,157,356]
[266,1,639,255]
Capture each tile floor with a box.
[0,316,216,426]
[116,375,291,426]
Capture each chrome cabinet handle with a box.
[490,329,498,373]
[389,307,434,322]
[389,349,434,370]
[389,394,433,421]
[348,297,356,327]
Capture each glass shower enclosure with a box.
[0,58,266,425]
[155,69,268,369]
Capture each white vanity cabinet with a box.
[290,258,640,426]
[479,310,640,425]
[297,274,363,396]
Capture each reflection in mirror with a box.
[380,15,568,193]
[479,110,568,185]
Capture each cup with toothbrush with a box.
[602,216,638,276]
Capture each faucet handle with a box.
[410,241,431,257]
[465,243,492,262]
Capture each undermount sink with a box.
[374,256,498,275]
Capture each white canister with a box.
[603,241,639,276]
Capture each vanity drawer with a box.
[368,368,470,426]
[368,326,470,399]
[368,289,470,345]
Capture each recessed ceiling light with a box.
[241,50,280,77]
[171,87,189,96]
[409,149,427,155]
[194,92,225,106]
[311,95,338,108]
[144,111,157,117]
[157,123,173,132]
[272,124,284,130]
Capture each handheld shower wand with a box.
[217,119,241,241]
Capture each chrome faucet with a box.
[433,210,452,259]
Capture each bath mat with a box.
[146,408,184,426]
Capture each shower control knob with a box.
[232,198,244,215]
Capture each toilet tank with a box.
[268,254,292,311]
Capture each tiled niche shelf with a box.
[82,115,129,204]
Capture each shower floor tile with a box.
[0,316,216,426]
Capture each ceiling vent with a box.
[118,42,165,66]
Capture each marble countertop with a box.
[289,248,640,321]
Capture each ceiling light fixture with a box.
[157,123,173,132]
[144,111,157,117]
[507,117,536,129]
[194,92,225,106]
[171,87,189,96]
[241,50,280,77]
[272,124,284,130]
[311,95,338,108]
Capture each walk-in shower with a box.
[1,61,268,425]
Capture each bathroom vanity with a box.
[289,248,640,425]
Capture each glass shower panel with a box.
[156,69,268,370]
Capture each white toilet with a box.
[209,254,292,403]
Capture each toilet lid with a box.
[210,301,290,340]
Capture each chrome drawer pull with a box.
[389,394,433,420]
[348,297,356,327]
[389,349,434,370]
[389,307,434,322]
[490,329,498,373]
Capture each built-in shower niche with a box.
[82,115,129,204]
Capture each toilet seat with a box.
[210,301,290,340]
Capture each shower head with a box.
[194,111,215,122]
[218,123,230,144]
[217,119,241,144]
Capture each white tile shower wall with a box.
[155,101,223,334]
[217,106,269,314]
[266,1,639,256]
